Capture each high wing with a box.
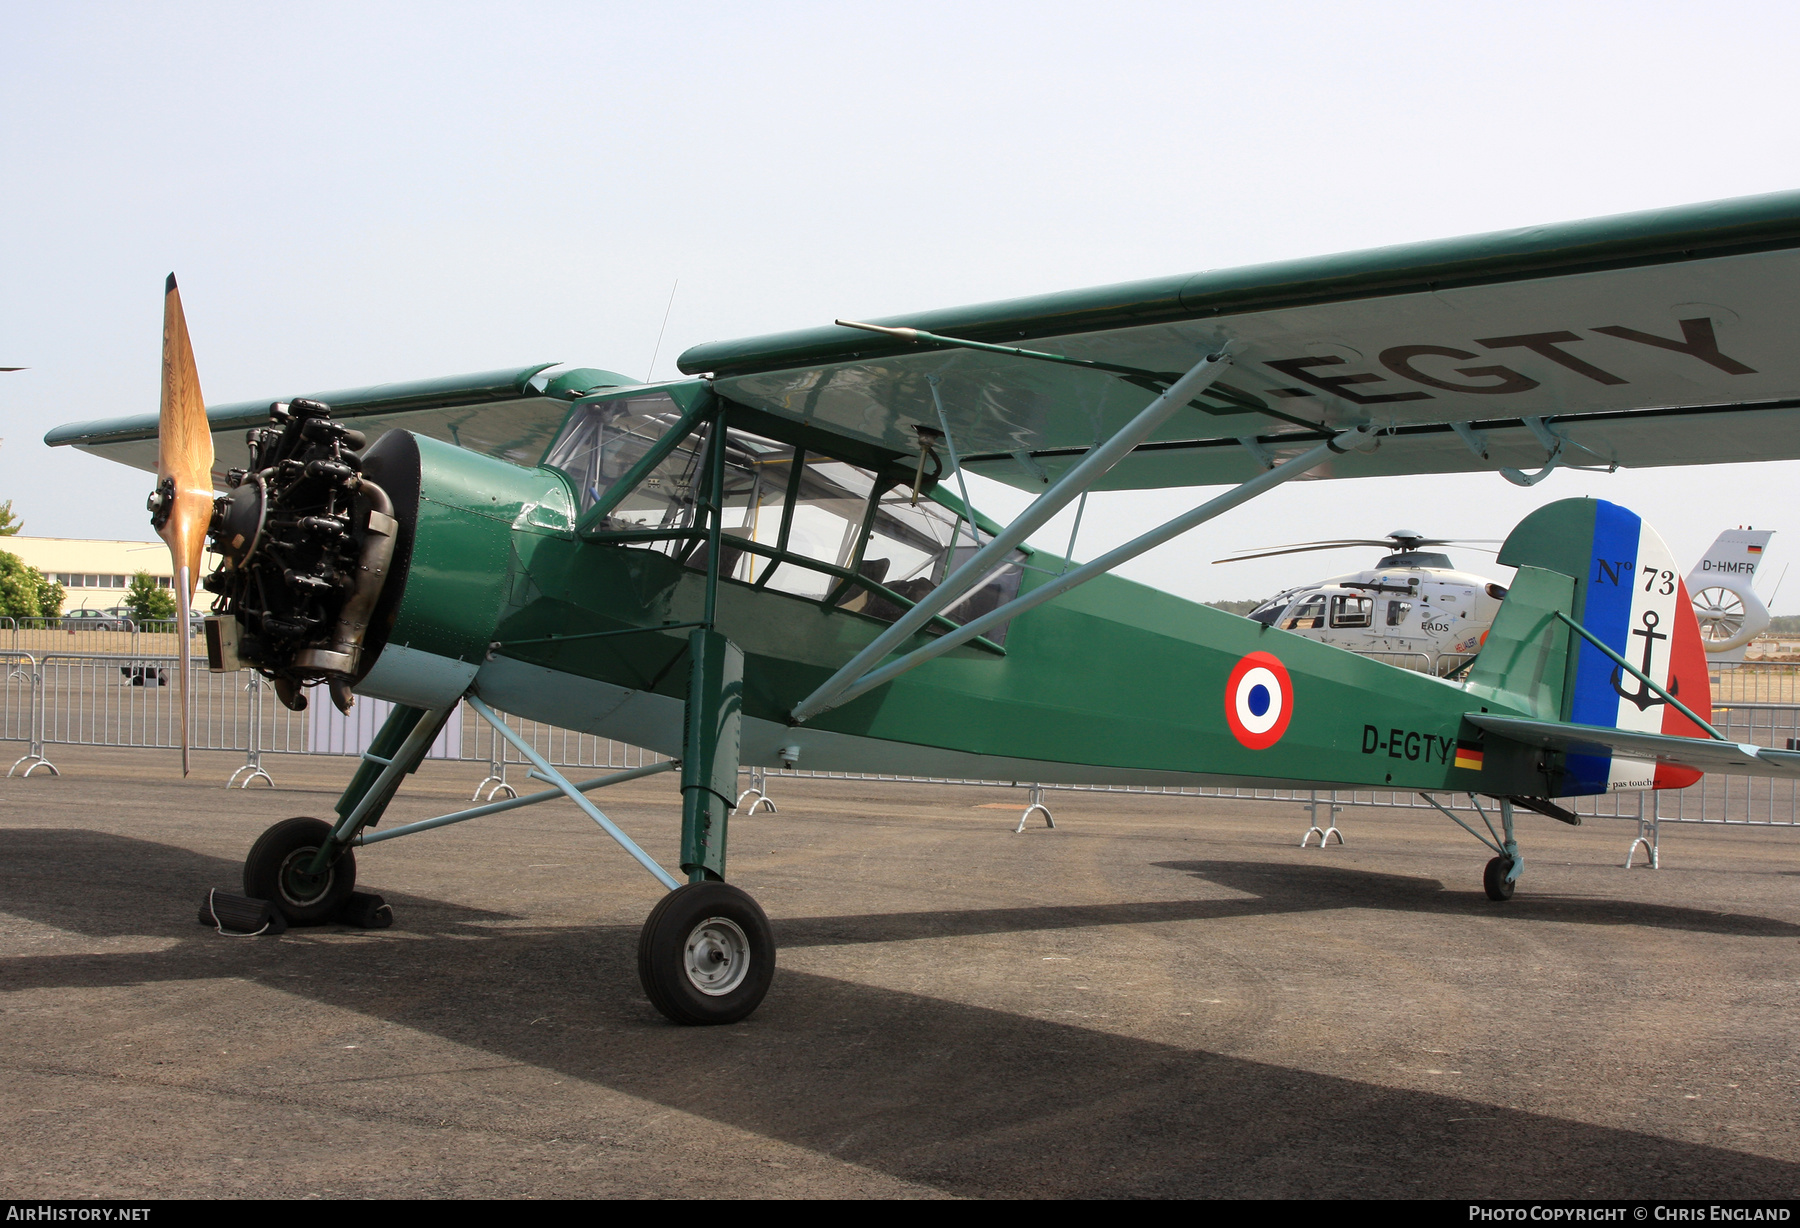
[679,190,1800,491]
[45,363,636,484]
[1468,713,1800,780]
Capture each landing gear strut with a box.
[1418,793,1525,902]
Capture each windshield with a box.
[543,392,699,524]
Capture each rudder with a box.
[1474,498,1710,796]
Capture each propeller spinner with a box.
[145,274,214,776]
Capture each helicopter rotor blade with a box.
[1215,534,1507,564]
[1213,541,1396,564]
[152,274,214,778]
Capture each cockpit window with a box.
[544,392,702,524]
[1247,589,1297,626]
[1281,595,1327,630]
[754,454,876,600]
[580,416,1024,644]
[1386,599,1413,627]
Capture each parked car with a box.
[59,609,130,632]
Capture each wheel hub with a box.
[276,846,333,907]
[683,916,751,996]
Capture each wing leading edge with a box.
[45,364,638,483]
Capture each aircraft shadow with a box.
[775,858,1800,948]
[1,829,1795,1197]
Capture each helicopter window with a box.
[1386,599,1412,627]
[1329,595,1373,628]
[1281,595,1327,631]
[544,392,700,522]
[1247,590,1297,627]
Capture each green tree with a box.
[0,500,20,536]
[125,571,177,622]
[0,549,62,619]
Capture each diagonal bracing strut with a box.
[790,348,1239,723]
[793,424,1378,721]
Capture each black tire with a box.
[1483,855,1516,902]
[243,816,356,924]
[637,882,775,1025]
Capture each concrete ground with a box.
[1,746,1797,1200]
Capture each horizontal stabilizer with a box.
[1467,713,1800,780]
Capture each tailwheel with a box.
[244,816,356,924]
[637,882,775,1025]
[1482,855,1516,902]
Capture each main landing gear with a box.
[244,816,357,924]
[233,623,774,1024]
[637,882,776,1025]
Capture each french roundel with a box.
[1225,651,1293,750]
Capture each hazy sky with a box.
[5,1,1799,608]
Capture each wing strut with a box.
[792,423,1376,721]
[789,349,1237,722]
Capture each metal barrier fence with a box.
[1,653,1795,869]
[0,653,669,793]
[0,616,203,659]
[1712,664,1800,706]
[1353,649,1477,677]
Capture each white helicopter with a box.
[1222,531,1505,677]
[1222,528,1777,676]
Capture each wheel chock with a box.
[198,889,288,936]
[335,891,394,929]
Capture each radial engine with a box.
[200,398,397,713]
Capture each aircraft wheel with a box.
[637,882,775,1026]
[244,816,356,924]
[1482,856,1516,902]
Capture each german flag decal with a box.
[1454,741,1485,771]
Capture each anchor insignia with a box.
[1610,608,1674,711]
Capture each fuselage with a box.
[353,429,1541,797]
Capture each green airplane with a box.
[47,191,1800,1025]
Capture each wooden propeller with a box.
[152,274,214,777]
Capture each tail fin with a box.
[1467,498,1710,795]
